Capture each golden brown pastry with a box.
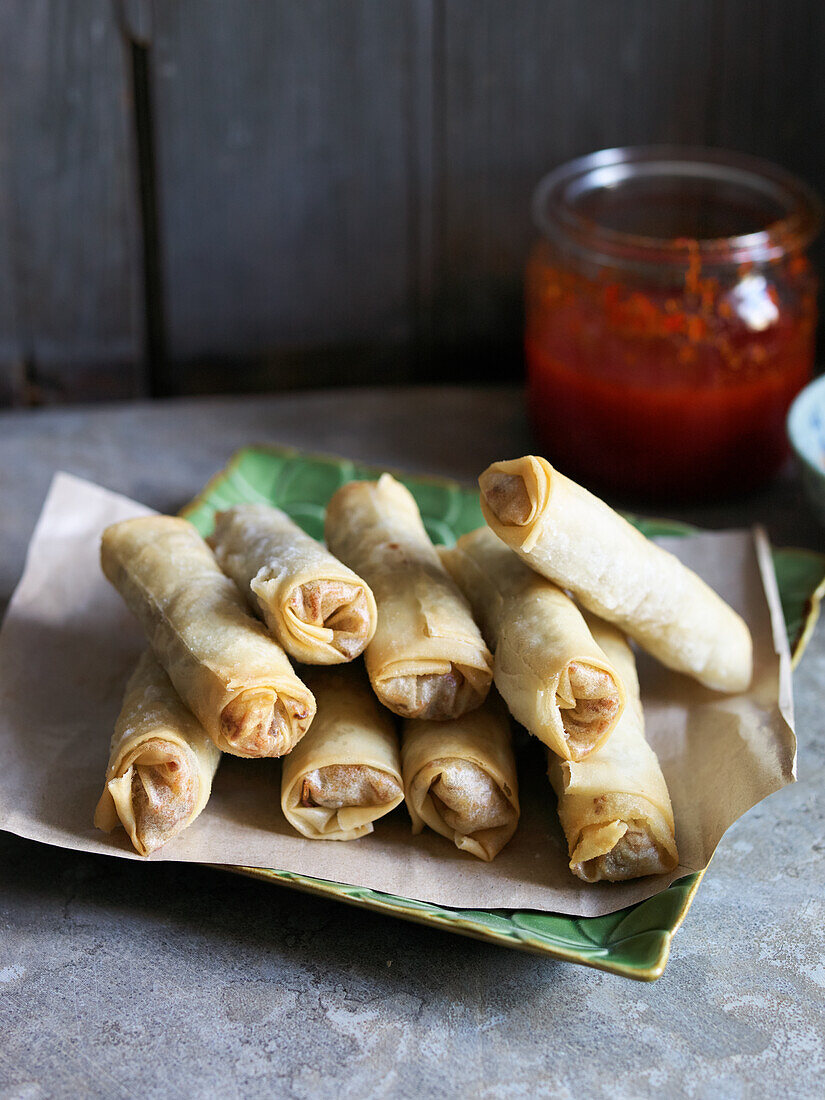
[479,455,752,692]
[94,651,221,855]
[440,526,625,760]
[281,666,403,840]
[209,503,377,664]
[325,474,493,719]
[547,615,679,882]
[101,515,316,758]
[402,694,519,861]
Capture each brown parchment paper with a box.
[0,473,796,917]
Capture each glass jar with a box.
[526,147,821,500]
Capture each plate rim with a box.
[224,863,708,981]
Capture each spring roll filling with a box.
[563,695,621,734]
[287,580,371,657]
[572,821,668,883]
[557,661,622,743]
[563,662,614,702]
[479,472,532,526]
[428,759,514,833]
[381,668,469,721]
[127,740,198,853]
[220,688,308,757]
[300,764,402,809]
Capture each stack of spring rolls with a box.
[94,455,753,885]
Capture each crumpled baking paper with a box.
[0,472,795,917]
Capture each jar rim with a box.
[532,145,822,267]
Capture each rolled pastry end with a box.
[300,765,403,809]
[94,739,198,857]
[417,758,518,862]
[287,765,403,841]
[379,667,483,721]
[429,760,515,835]
[402,696,519,861]
[220,688,314,758]
[558,661,625,760]
[568,818,679,883]
[479,456,551,539]
[286,579,376,661]
[479,472,532,526]
[407,756,519,862]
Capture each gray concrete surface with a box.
[0,387,823,1099]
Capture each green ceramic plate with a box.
[183,445,825,982]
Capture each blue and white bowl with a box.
[788,374,825,525]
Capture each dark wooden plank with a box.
[704,1,825,190]
[0,0,144,405]
[142,0,825,394]
[151,0,419,391]
[433,0,825,380]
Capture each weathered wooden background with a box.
[1,0,823,405]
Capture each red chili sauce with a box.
[527,152,820,501]
[526,249,816,500]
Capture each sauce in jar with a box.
[526,148,821,500]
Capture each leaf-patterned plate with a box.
[182,445,825,982]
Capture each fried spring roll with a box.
[101,516,316,758]
[479,455,752,692]
[440,526,625,760]
[281,667,403,840]
[402,695,519,861]
[94,651,221,855]
[325,474,493,719]
[548,616,679,882]
[209,504,377,664]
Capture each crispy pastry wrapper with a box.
[0,474,795,917]
[325,474,493,719]
[101,515,316,758]
[281,666,403,841]
[548,616,679,882]
[402,694,519,861]
[479,455,753,693]
[209,503,377,665]
[440,526,625,760]
[94,650,221,856]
